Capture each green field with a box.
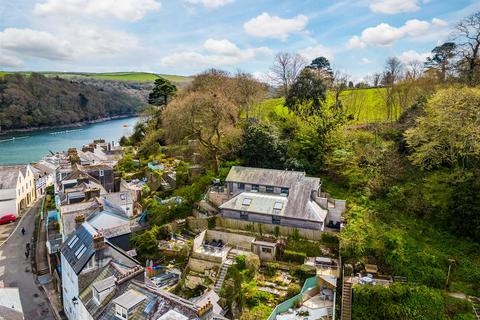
[253,88,390,124]
[338,87,389,123]
[0,71,192,83]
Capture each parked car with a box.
[0,214,16,225]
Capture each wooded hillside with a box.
[0,73,144,130]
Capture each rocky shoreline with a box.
[0,114,139,136]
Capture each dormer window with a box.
[251,185,259,192]
[115,305,128,319]
[281,187,289,196]
[113,289,146,320]
[93,276,116,305]
[266,186,274,193]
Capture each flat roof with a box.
[157,310,189,320]
[113,289,146,310]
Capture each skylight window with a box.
[75,244,86,258]
[274,202,283,210]
[77,246,87,259]
[68,235,79,248]
[242,198,252,206]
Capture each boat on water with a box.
[0,136,30,143]
[49,129,83,135]
[123,124,129,127]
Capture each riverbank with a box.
[0,116,138,164]
[0,114,140,136]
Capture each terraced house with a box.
[218,166,346,239]
[0,164,36,216]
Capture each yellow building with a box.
[0,164,37,216]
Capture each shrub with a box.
[264,262,279,277]
[274,226,280,238]
[352,283,447,320]
[321,232,340,247]
[246,255,260,274]
[207,216,216,229]
[282,250,307,264]
[291,265,316,283]
[286,240,322,257]
[236,255,247,270]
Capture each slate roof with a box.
[220,192,288,216]
[60,222,97,274]
[60,201,101,237]
[221,168,326,223]
[87,210,131,238]
[225,166,309,188]
[96,281,199,320]
[0,165,28,189]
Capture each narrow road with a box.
[0,201,54,319]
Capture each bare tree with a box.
[453,11,480,85]
[381,57,404,121]
[270,52,306,96]
[330,70,350,107]
[233,71,267,119]
[406,60,424,80]
[163,91,239,175]
[162,71,240,175]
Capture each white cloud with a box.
[185,0,233,8]
[431,18,448,27]
[369,0,427,14]
[349,18,444,48]
[243,12,308,40]
[203,39,240,55]
[34,0,161,22]
[298,45,334,62]
[0,54,24,68]
[63,27,139,57]
[0,28,73,60]
[0,26,139,61]
[397,49,429,64]
[161,39,271,67]
[347,35,366,49]
[361,58,372,64]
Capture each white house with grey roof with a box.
[0,164,36,216]
[218,167,346,236]
[60,222,215,320]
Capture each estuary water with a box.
[0,117,139,164]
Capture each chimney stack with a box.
[74,214,85,228]
[93,232,106,250]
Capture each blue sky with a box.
[1,0,479,80]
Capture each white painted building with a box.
[0,164,36,216]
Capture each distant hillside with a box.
[0,73,144,131]
[0,71,192,83]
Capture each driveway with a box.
[0,201,54,319]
